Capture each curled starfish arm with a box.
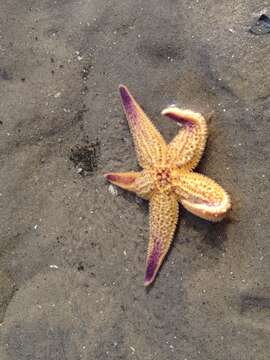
[105,170,155,199]
[162,108,207,170]
[173,171,231,221]
[119,85,166,169]
[144,193,179,286]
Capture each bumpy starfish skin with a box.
[105,85,231,286]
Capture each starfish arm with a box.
[119,85,166,169]
[173,170,231,221]
[162,108,207,170]
[144,192,179,286]
[105,170,155,199]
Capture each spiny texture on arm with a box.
[173,171,231,221]
[119,85,166,169]
[162,108,207,170]
[145,192,179,286]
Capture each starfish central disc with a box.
[153,167,174,193]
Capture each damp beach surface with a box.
[0,1,269,359]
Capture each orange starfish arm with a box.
[119,85,166,169]
[144,193,179,286]
[162,108,207,170]
[105,170,155,199]
[173,171,231,221]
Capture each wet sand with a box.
[0,1,269,359]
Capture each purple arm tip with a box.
[163,110,195,129]
[119,85,132,109]
[144,261,157,286]
[119,85,138,125]
[144,242,160,286]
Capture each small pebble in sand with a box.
[49,264,59,269]
[108,184,118,196]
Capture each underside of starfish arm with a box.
[105,170,155,199]
[162,108,207,170]
[173,170,231,221]
[119,85,166,169]
[144,192,179,286]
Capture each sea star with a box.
[105,85,231,286]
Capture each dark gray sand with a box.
[0,1,270,359]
